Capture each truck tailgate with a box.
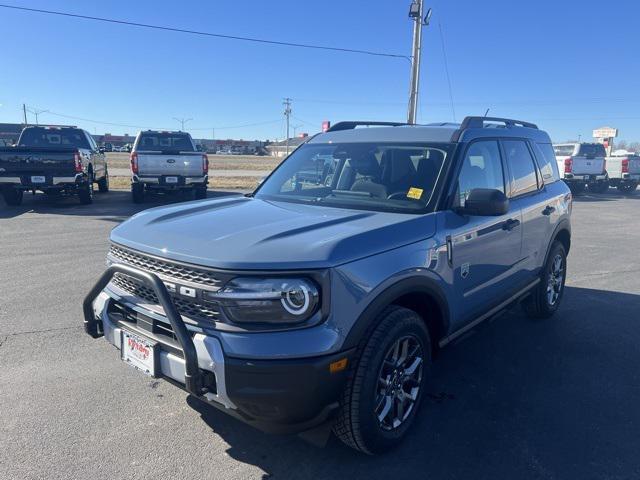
[136,152,204,176]
[0,147,76,176]
[571,157,606,175]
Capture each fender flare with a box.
[342,276,451,351]
[544,219,571,268]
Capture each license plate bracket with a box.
[30,175,46,183]
[121,330,158,377]
[165,176,178,184]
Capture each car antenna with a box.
[484,108,490,117]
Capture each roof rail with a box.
[326,121,409,132]
[460,116,538,130]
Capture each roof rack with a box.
[459,116,538,130]
[326,121,410,132]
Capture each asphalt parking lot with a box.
[1,189,639,480]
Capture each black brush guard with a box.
[83,263,205,395]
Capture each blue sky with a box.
[1,0,638,142]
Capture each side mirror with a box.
[98,147,105,153]
[460,188,509,216]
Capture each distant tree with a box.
[615,140,629,151]
[628,142,640,152]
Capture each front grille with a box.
[111,273,221,323]
[108,245,222,288]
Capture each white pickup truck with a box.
[130,130,208,203]
[553,143,609,194]
[606,151,640,194]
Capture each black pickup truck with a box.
[0,126,109,205]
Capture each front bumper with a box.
[84,265,351,434]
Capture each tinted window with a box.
[553,145,575,157]
[136,132,194,152]
[18,127,90,149]
[577,143,606,157]
[256,142,450,213]
[455,140,505,208]
[503,140,539,196]
[534,143,560,183]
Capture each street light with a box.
[173,117,193,131]
[26,107,49,125]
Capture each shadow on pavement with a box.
[187,286,640,480]
[573,188,640,202]
[0,189,244,221]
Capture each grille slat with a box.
[111,271,222,324]
[108,245,222,287]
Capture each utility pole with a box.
[283,98,292,156]
[173,117,192,131]
[22,104,28,125]
[407,1,432,124]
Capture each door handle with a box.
[446,235,453,267]
[502,218,520,231]
[542,205,556,216]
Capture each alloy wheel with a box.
[546,253,564,306]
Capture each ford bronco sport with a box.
[84,117,572,454]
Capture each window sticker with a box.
[407,187,423,200]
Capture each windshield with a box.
[18,128,89,149]
[135,132,195,152]
[255,142,450,213]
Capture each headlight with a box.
[204,277,320,325]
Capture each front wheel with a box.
[97,169,109,193]
[523,241,567,319]
[2,187,23,206]
[617,182,638,194]
[333,306,431,454]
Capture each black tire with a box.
[2,187,23,206]
[78,180,94,205]
[568,182,585,195]
[131,183,145,203]
[617,182,638,194]
[97,169,110,193]
[194,185,208,200]
[333,306,431,455]
[589,180,609,194]
[522,242,567,319]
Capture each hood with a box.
[110,196,437,270]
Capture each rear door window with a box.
[136,132,195,152]
[502,140,539,196]
[577,144,606,158]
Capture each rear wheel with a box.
[333,306,430,455]
[568,182,585,195]
[589,180,609,194]
[132,183,145,203]
[2,187,23,206]
[523,241,567,319]
[617,181,638,194]
[194,184,208,200]
[78,180,94,204]
[97,169,110,193]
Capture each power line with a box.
[0,3,410,61]
[438,22,456,122]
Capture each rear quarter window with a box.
[534,143,561,184]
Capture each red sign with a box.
[322,120,331,132]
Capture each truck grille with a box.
[111,273,222,324]
[108,245,222,288]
